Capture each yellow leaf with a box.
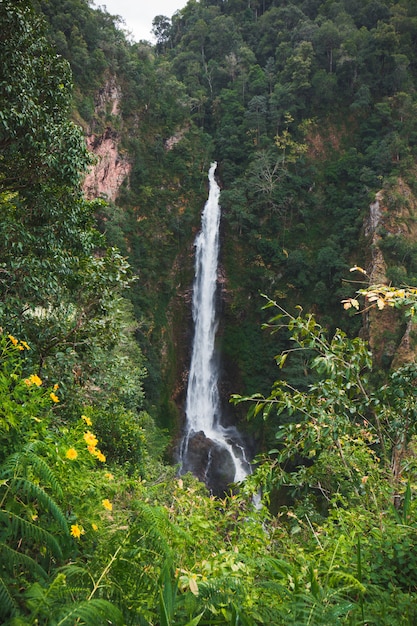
[377,298,385,310]
[189,577,199,596]
[350,265,367,275]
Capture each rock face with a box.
[181,431,239,496]
[363,180,417,367]
[83,79,131,202]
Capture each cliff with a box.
[364,179,417,368]
[83,80,131,202]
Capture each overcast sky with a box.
[95,1,188,42]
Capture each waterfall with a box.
[180,162,251,493]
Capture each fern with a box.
[0,543,47,579]
[131,500,174,555]
[283,589,355,625]
[0,574,18,620]
[1,444,64,500]
[22,577,124,626]
[5,477,68,533]
[55,599,124,626]
[0,510,63,557]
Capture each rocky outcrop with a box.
[364,181,417,368]
[83,79,131,202]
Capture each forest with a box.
[2,0,417,623]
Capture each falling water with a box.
[180,162,251,492]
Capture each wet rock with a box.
[182,431,236,496]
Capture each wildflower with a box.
[65,448,78,460]
[17,344,24,351]
[8,334,18,346]
[84,431,98,448]
[50,392,59,403]
[105,472,114,481]
[95,449,106,463]
[53,383,59,390]
[92,523,98,531]
[102,499,113,511]
[81,414,92,426]
[20,341,30,350]
[24,374,42,387]
[70,524,84,539]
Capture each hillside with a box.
[2,0,417,623]
[37,0,417,435]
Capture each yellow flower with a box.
[105,472,114,481]
[53,383,59,390]
[50,392,59,403]
[24,374,42,387]
[70,524,84,539]
[20,341,30,350]
[92,523,98,531]
[95,450,106,463]
[65,448,78,460]
[102,499,113,511]
[81,414,92,426]
[8,334,18,346]
[89,447,106,462]
[84,431,98,448]
[17,344,24,351]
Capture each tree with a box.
[233,296,417,501]
[152,14,172,52]
[0,1,134,386]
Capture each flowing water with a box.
[180,162,251,492]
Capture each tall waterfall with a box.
[180,162,251,493]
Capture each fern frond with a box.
[23,446,64,499]
[0,574,18,620]
[55,598,124,626]
[284,590,355,626]
[130,501,173,557]
[10,477,68,533]
[1,445,63,500]
[0,509,62,558]
[24,577,69,622]
[328,570,366,593]
[0,542,47,579]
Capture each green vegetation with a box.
[3,0,417,623]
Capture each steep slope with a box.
[37,0,417,449]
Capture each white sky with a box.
[94,1,189,43]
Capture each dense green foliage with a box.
[35,0,417,405]
[3,0,417,623]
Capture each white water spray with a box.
[181,162,250,487]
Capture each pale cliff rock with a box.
[83,79,131,202]
[364,180,417,367]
